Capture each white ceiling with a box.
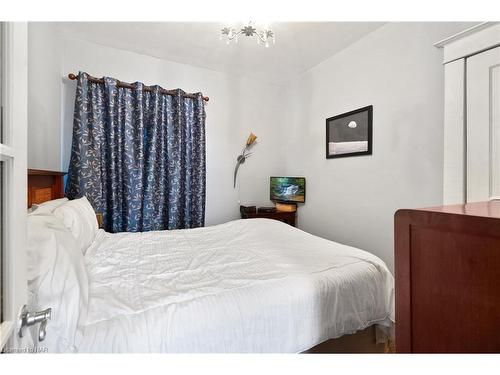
[55,22,385,84]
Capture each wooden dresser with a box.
[395,201,500,353]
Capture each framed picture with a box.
[326,105,372,158]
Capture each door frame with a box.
[466,46,500,202]
[0,22,28,351]
[438,22,500,204]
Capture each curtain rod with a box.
[67,73,209,102]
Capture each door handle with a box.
[38,319,48,342]
[18,305,52,342]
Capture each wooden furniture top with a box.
[416,200,500,218]
[27,169,66,208]
[27,169,67,176]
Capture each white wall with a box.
[28,23,286,226]
[283,23,473,271]
[28,23,63,170]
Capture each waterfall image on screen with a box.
[270,177,306,203]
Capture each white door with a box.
[0,22,28,352]
[467,46,500,202]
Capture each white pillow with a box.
[27,214,89,353]
[29,197,68,215]
[53,196,98,254]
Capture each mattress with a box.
[77,218,394,352]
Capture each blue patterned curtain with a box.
[66,72,206,232]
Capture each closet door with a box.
[0,22,28,351]
[467,46,500,202]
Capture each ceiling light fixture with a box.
[220,22,275,47]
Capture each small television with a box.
[270,176,306,203]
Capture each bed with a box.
[27,170,394,353]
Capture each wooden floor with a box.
[302,326,393,353]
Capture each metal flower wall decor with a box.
[233,132,258,188]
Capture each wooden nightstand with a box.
[240,209,296,227]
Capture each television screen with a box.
[270,177,306,203]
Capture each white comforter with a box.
[77,219,394,353]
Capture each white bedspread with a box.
[77,219,394,353]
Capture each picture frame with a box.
[326,105,373,159]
